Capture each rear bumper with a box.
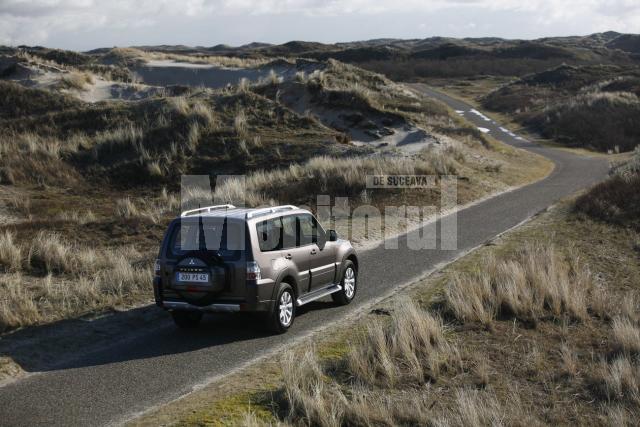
[161,299,273,313]
[163,301,241,312]
[154,277,274,312]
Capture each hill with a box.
[482,64,640,152]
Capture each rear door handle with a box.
[310,249,317,255]
[284,254,292,260]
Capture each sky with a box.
[0,0,639,51]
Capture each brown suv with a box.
[153,205,359,333]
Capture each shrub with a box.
[575,150,640,230]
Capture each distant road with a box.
[0,85,609,426]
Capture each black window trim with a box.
[255,213,327,252]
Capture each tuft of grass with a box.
[28,231,74,275]
[59,71,94,91]
[167,96,190,116]
[237,77,250,94]
[281,348,344,426]
[93,124,144,158]
[115,197,140,219]
[444,243,593,326]
[611,317,640,356]
[0,231,23,272]
[599,356,640,402]
[234,108,248,138]
[347,297,457,387]
[0,274,40,330]
[190,99,216,128]
[55,210,96,225]
[435,388,522,426]
[560,343,579,377]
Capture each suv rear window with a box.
[167,218,244,260]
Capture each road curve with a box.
[0,85,609,426]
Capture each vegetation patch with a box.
[482,64,640,152]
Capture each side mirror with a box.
[328,229,338,242]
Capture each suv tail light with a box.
[246,261,261,281]
[154,259,161,276]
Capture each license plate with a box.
[176,272,209,283]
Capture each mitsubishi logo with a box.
[188,259,195,265]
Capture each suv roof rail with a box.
[180,204,236,217]
[246,205,298,219]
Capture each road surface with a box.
[0,85,609,426]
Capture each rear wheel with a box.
[268,283,295,334]
[332,261,357,306]
[171,310,203,328]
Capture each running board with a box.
[296,284,342,306]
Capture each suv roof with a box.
[179,204,309,221]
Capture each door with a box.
[280,215,311,293]
[298,214,336,290]
[256,216,310,293]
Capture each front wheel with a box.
[268,283,295,334]
[332,261,357,305]
[171,310,203,328]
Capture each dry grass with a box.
[234,108,248,138]
[347,297,458,387]
[190,99,216,129]
[611,316,640,356]
[433,388,525,426]
[280,347,435,427]
[0,231,22,272]
[213,150,458,207]
[0,230,152,331]
[276,298,462,426]
[560,343,579,377]
[606,405,632,426]
[139,50,271,68]
[281,349,344,426]
[93,124,144,158]
[115,197,140,219]
[444,243,593,327]
[598,356,640,403]
[114,194,179,223]
[54,210,96,224]
[59,71,94,91]
[0,133,74,160]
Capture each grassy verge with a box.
[132,156,640,425]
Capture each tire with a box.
[171,310,203,328]
[268,283,295,334]
[332,261,357,306]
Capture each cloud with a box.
[0,0,638,46]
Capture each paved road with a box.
[0,85,609,426]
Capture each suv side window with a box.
[281,215,297,250]
[297,214,318,246]
[256,217,282,252]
